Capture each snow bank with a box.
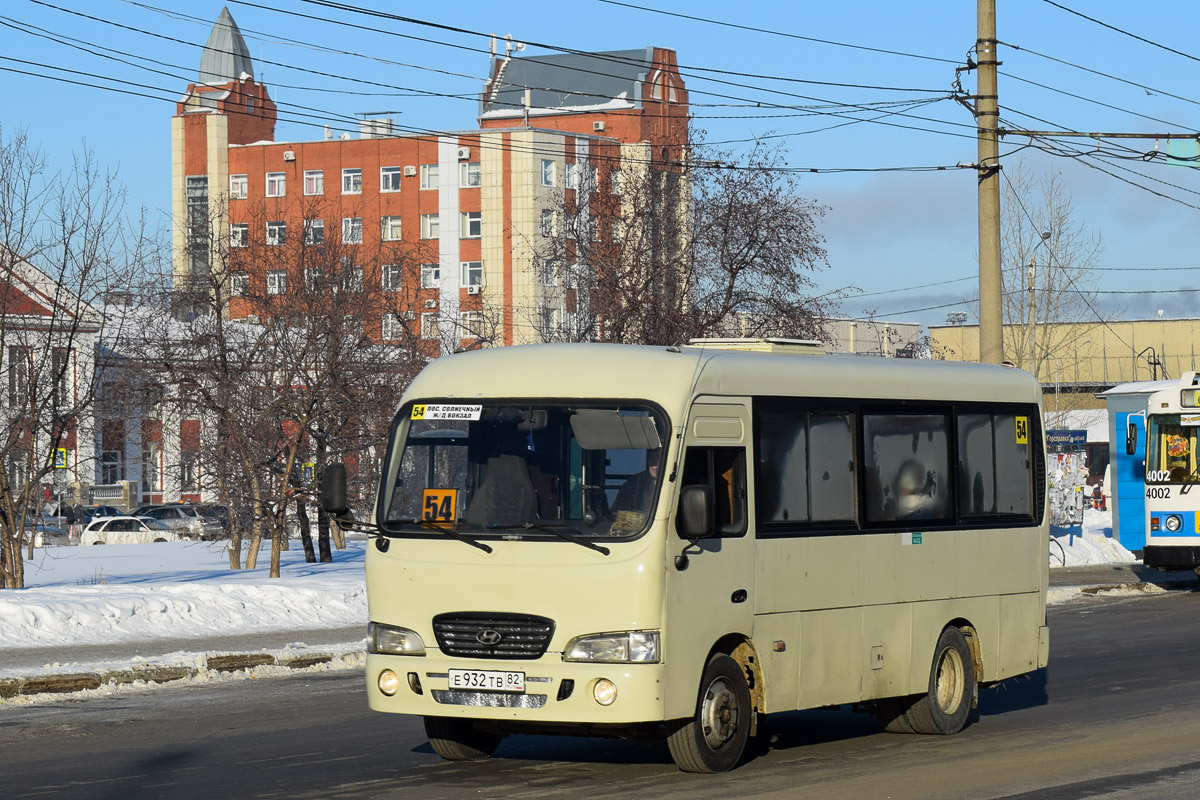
[1050,507,1137,567]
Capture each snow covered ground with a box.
[0,507,1137,655]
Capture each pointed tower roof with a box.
[198,7,255,85]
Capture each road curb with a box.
[1,651,337,699]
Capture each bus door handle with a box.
[731,589,747,604]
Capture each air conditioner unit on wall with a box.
[403,165,417,177]
[282,150,296,161]
[457,147,471,160]
[424,299,437,309]
[592,121,605,132]
[466,285,481,295]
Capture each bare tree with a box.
[0,127,151,589]
[1002,161,1107,393]
[530,130,834,346]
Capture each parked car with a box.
[80,516,175,545]
[136,504,223,540]
[75,505,123,526]
[195,504,232,537]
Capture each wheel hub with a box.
[701,677,739,749]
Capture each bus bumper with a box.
[1142,545,1200,571]
[365,653,669,727]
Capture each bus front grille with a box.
[433,612,555,659]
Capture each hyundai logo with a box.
[476,629,503,646]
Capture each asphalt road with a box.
[3,589,1200,799]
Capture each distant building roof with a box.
[481,48,655,119]
[198,7,254,85]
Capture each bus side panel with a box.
[797,607,863,708]
[908,596,1000,693]
[752,612,800,713]
[860,603,914,700]
[997,591,1044,679]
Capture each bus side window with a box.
[677,446,747,538]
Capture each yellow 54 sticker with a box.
[422,489,458,523]
[1015,416,1029,445]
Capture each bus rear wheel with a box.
[423,716,502,761]
[906,626,975,735]
[667,653,752,773]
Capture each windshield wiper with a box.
[1179,463,1200,495]
[485,522,611,556]
[390,518,492,554]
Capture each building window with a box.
[565,164,578,190]
[382,263,404,291]
[180,451,198,494]
[611,170,624,194]
[266,220,286,246]
[141,439,161,494]
[540,209,555,237]
[304,170,324,196]
[381,215,403,241]
[230,174,247,199]
[266,270,287,295]
[8,346,30,405]
[460,261,482,288]
[540,258,558,286]
[265,172,285,197]
[420,164,439,190]
[420,263,440,289]
[458,311,482,339]
[380,165,403,192]
[185,176,209,274]
[347,265,364,292]
[231,272,249,296]
[460,211,481,239]
[342,168,362,194]
[541,159,556,187]
[420,214,439,239]
[382,313,404,341]
[100,450,123,485]
[420,312,438,339]
[460,162,481,187]
[230,222,248,248]
[304,218,325,245]
[305,267,324,291]
[342,217,362,244]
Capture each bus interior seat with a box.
[464,454,538,526]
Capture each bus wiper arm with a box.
[485,522,610,556]
[393,518,492,554]
[1180,463,1200,495]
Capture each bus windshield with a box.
[1146,414,1200,484]
[381,402,666,540]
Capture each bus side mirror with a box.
[1126,422,1138,456]
[320,463,349,516]
[677,484,715,539]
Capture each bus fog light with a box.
[592,679,617,706]
[378,669,401,696]
[1165,514,1182,532]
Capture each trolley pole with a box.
[977,0,1003,364]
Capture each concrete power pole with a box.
[977,0,1003,364]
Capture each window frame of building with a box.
[460,211,481,239]
[460,260,483,288]
[540,209,555,238]
[229,174,248,199]
[341,217,363,245]
[420,214,440,240]
[100,449,123,485]
[265,172,286,198]
[420,263,440,289]
[230,222,248,248]
[460,162,481,187]
[231,272,249,296]
[458,310,482,339]
[266,269,287,295]
[265,220,286,246]
[342,167,363,195]
[420,164,439,190]
[541,159,556,187]
[382,313,404,341]
[380,165,403,193]
[304,218,325,245]
[347,265,364,292]
[381,215,403,242]
[382,263,403,291]
[303,170,324,196]
[420,312,439,339]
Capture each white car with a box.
[80,516,177,545]
[137,505,223,540]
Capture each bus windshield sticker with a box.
[422,489,458,523]
[1181,414,1200,427]
[411,404,483,421]
[1015,416,1029,445]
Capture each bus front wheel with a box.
[423,716,502,761]
[667,653,752,773]
[906,626,975,735]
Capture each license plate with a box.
[448,669,525,693]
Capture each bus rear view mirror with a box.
[321,462,349,516]
[677,484,715,539]
[1126,422,1138,456]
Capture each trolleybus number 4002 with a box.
[1146,486,1172,499]
[448,669,526,692]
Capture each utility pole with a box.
[977,0,1003,365]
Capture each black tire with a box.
[905,627,975,735]
[874,696,917,734]
[423,716,502,761]
[667,653,752,773]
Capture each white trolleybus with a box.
[321,339,1050,773]
[1131,372,1200,576]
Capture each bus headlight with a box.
[564,631,659,663]
[1165,514,1183,532]
[368,622,426,655]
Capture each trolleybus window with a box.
[1146,415,1200,483]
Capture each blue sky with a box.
[4,0,1197,330]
